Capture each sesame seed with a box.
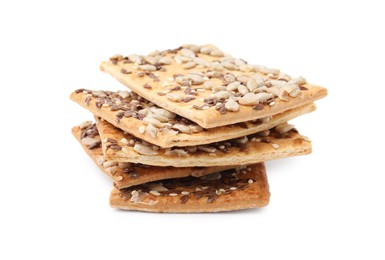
[248,179,254,184]
[230,187,237,191]
[272,143,280,149]
[169,193,178,197]
[115,175,123,181]
[181,191,190,195]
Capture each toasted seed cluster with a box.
[76,89,205,137]
[104,121,297,157]
[80,122,101,150]
[109,44,308,114]
[75,89,271,139]
[118,167,254,204]
[79,123,140,182]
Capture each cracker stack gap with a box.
[70,44,327,213]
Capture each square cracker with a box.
[72,122,233,189]
[100,44,327,128]
[70,89,316,148]
[95,116,312,167]
[110,163,270,213]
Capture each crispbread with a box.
[70,89,316,148]
[72,123,233,189]
[100,44,327,128]
[96,116,312,167]
[110,163,270,213]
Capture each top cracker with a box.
[101,44,327,128]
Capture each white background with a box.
[1,0,384,259]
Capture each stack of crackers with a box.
[70,44,327,212]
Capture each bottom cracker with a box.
[110,163,270,213]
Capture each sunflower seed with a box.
[181,48,196,58]
[171,124,190,133]
[158,56,172,65]
[255,92,273,102]
[183,61,196,69]
[239,65,253,72]
[236,75,250,83]
[289,77,306,85]
[226,81,241,91]
[150,191,161,196]
[260,67,280,75]
[238,85,249,95]
[224,73,236,83]
[225,99,239,112]
[117,90,130,99]
[198,146,217,153]
[210,49,224,57]
[183,44,201,53]
[173,55,183,64]
[150,108,176,119]
[103,161,118,168]
[278,89,289,101]
[246,78,259,92]
[82,137,99,146]
[238,93,259,105]
[187,74,205,85]
[164,149,189,156]
[142,116,163,128]
[79,121,92,130]
[203,81,216,90]
[222,61,238,70]
[214,90,230,100]
[139,64,156,71]
[133,143,159,155]
[96,155,106,166]
[92,90,106,98]
[150,113,169,122]
[128,54,142,64]
[194,57,210,67]
[274,123,295,134]
[166,92,184,102]
[283,84,301,97]
[144,56,160,65]
[278,73,291,82]
[200,45,214,54]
